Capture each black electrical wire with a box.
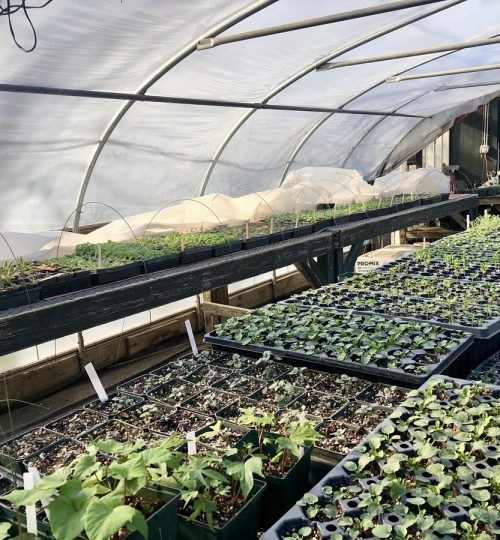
[0,0,54,52]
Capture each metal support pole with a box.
[436,80,500,91]
[387,63,500,82]
[197,0,448,49]
[319,36,500,71]
[0,83,424,118]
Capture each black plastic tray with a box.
[204,322,474,386]
[141,253,180,273]
[39,270,92,299]
[91,261,142,285]
[0,285,40,311]
[284,291,500,340]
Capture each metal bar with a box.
[388,64,500,82]
[72,0,278,232]
[197,0,447,49]
[0,83,424,118]
[203,0,464,195]
[344,243,366,272]
[319,36,500,71]
[436,80,500,91]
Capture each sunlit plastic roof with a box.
[1,0,500,232]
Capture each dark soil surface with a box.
[242,360,291,380]
[116,402,175,429]
[118,374,161,396]
[82,420,144,445]
[85,393,141,417]
[359,384,409,408]
[214,374,265,394]
[150,409,213,435]
[25,439,86,475]
[315,373,371,399]
[317,419,368,455]
[47,409,105,438]
[185,365,232,385]
[216,397,260,423]
[1,428,60,460]
[332,401,391,430]
[182,388,236,415]
[292,391,346,419]
[148,378,202,406]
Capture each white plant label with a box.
[466,214,470,230]
[29,467,50,519]
[299,405,306,426]
[187,431,197,455]
[23,472,37,535]
[185,319,199,357]
[84,362,109,404]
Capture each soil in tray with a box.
[359,383,410,408]
[82,420,144,445]
[185,365,232,385]
[116,402,175,429]
[314,373,371,399]
[179,349,228,364]
[278,366,321,390]
[211,352,255,370]
[0,477,16,497]
[241,359,291,380]
[317,420,369,456]
[251,381,305,409]
[291,391,346,419]
[149,409,212,435]
[118,373,161,395]
[332,401,391,430]
[151,358,197,379]
[47,409,105,437]
[216,397,261,423]
[85,393,141,417]
[25,439,86,476]
[214,373,265,394]
[182,388,235,415]
[198,426,246,452]
[148,378,201,406]
[1,428,60,460]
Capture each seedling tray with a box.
[91,261,142,285]
[262,375,500,540]
[141,253,180,273]
[39,270,92,299]
[205,323,474,386]
[0,285,40,311]
[284,290,500,340]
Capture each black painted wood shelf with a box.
[0,195,478,356]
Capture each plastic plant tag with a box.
[187,431,197,455]
[299,406,306,457]
[23,471,37,535]
[185,319,198,357]
[84,362,109,404]
[97,244,102,269]
[467,214,470,230]
[29,467,50,519]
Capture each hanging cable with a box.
[0,0,54,52]
[480,103,490,182]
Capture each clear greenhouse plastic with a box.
[0,0,498,238]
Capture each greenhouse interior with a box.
[1,1,500,539]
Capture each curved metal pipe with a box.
[198,0,465,196]
[72,0,278,232]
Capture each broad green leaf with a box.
[433,519,456,535]
[0,523,11,540]
[372,524,392,538]
[84,498,148,540]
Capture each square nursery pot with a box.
[39,270,92,299]
[91,261,142,285]
[213,240,243,257]
[236,430,313,528]
[177,478,266,540]
[376,206,393,217]
[312,218,334,233]
[181,246,214,265]
[396,200,419,212]
[333,215,350,226]
[243,235,270,250]
[126,486,179,540]
[0,284,40,312]
[292,224,314,238]
[141,253,180,274]
[269,230,294,243]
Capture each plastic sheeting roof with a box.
[1,0,500,232]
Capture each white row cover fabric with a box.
[1,166,452,263]
[1,0,500,234]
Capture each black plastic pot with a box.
[0,284,40,311]
[142,253,180,274]
[269,231,294,244]
[91,261,142,285]
[213,240,243,257]
[181,246,214,265]
[243,235,270,250]
[125,486,179,540]
[39,270,92,299]
[177,478,266,540]
[333,215,349,226]
[292,224,314,238]
[312,218,333,233]
[236,430,313,528]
